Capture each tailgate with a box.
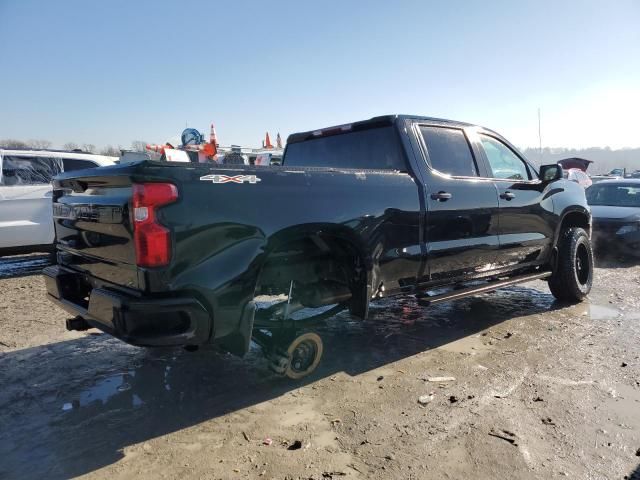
[52,168,140,289]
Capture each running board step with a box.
[415,271,552,305]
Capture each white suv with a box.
[0,149,118,256]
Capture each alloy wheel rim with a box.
[576,243,590,285]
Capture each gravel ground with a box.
[0,254,639,480]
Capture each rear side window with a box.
[0,155,63,186]
[62,158,98,171]
[419,126,478,177]
[283,126,405,170]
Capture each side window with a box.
[419,126,478,177]
[62,158,98,171]
[479,135,531,181]
[0,156,63,186]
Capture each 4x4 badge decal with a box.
[199,174,261,184]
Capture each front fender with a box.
[553,206,592,247]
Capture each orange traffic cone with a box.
[265,132,273,149]
[209,124,218,145]
[207,124,218,156]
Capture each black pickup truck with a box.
[44,115,593,378]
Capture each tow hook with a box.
[66,316,90,331]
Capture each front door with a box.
[415,124,501,284]
[475,133,554,269]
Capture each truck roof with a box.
[287,114,475,144]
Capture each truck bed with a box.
[52,161,421,292]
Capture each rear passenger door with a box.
[474,133,554,268]
[0,155,62,249]
[415,124,501,284]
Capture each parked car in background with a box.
[608,168,626,177]
[590,174,623,184]
[591,167,631,183]
[586,179,640,257]
[557,157,593,187]
[565,168,592,188]
[0,149,117,256]
[557,158,593,172]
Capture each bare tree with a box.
[27,139,52,149]
[0,139,28,148]
[131,140,148,152]
[63,142,79,151]
[100,145,122,157]
[81,144,96,153]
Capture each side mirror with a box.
[540,164,563,182]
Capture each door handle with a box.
[430,191,452,201]
[500,191,516,200]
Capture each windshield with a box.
[586,183,640,207]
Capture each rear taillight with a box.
[132,182,178,267]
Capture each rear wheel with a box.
[548,227,593,302]
[267,332,324,379]
[284,332,323,379]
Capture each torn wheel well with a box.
[255,234,369,318]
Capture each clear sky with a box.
[1,0,639,150]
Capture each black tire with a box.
[548,227,593,302]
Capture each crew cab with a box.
[44,115,594,378]
[0,149,117,256]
